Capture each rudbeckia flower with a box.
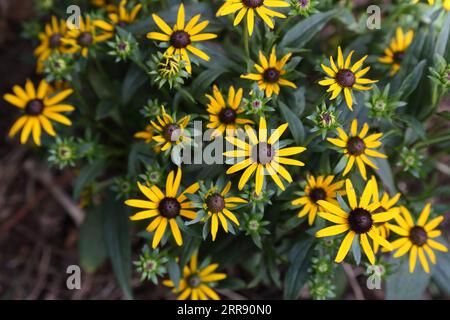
[125,168,199,248]
[241,47,297,97]
[378,27,414,75]
[62,15,110,57]
[388,204,448,273]
[224,117,306,195]
[3,79,74,146]
[201,181,247,241]
[319,46,377,111]
[206,85,253,138]
[291,175,345,226]
[216,0,289,36]
[34,16,68,72]
[328,119,386,180]
[146,3,217,73]
[134,124,154,144]
[150,106,191,152]
[94,0,142,40]
[163,252,226,300]
[315,178,394,265]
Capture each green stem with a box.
[244,22,251,72]
[416,133,450,149]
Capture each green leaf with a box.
[351,235,361,265]
[435,12,450,56]
[279,101,305,145]
[397,60,426,99]
[103,196,133,299]
[431,250,450,295]
[121,64,148,105]
[372,155,397,195]
[168,257,181,289]
[73,158,106,198]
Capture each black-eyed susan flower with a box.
[388,204,448,273]
[224,117,306,195]
[241,47,296,97]
[146,3,217,74]
[378,27,414,75]
[315,178,394,265]
[216,0,289,36]
[4,79,74,146]
[206,85,253,138]
[150,106,191,152]
[125,168,199,248]
[94,0,142,40]
[163,252,226,300]
[197,181,247,241]
[319,47,377,111]
[34,16,68,72]
[328,119,386,180]
[134,125,154,144]
[291,175,345,226]
[62,15,110,58]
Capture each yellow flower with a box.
[206,85,253,138]
[291,175,345,226]
[146,3,217,74]
[91,0,118,12]
[224,117,306,195]
[150,106,191,152]
[370,176,401,253]
[61,15,110,58]
[388,204,448,273]
[315,178,394,265]
[125,168,199,248]
[163,252,226,300]
[378,27,414,75]
[241,47,297,97]
[216,0,289,36]
[94,0,142,40]
[34,16,68,72]
[319,46,377,111]
[134,125,154,144]
[411,0,435,5]
[3,79,74,146]
[328,119,387,180]
[203,182,247,241]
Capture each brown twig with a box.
[343,263,365,300]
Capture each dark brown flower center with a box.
[170,30,191,49]
[25,99,45,115]
[309,188,327,203]
[347,137,366,156]
[206,193,225,213]
[348,208,373,234]
[336,69,356,87]
[117,21,127,28]
[251,142,273,165]
[163,124,181,141]
[218,107,237,124]
[393,51,405,64]
[263,68,280,83]
[409,226,427,246]
[187,274,201,288]
[243,0,264,8]
[49,33,63,48]
[158,197,181,218]
[77,32,93,47]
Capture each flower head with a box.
[378,27,414,75]
[48,136,78,169]
[125,168,199,248]
[328,119,386,180]
[241,47,297,97]
[319,47,377,110]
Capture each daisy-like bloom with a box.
[94,0,142,40]
[163,253,226,300]
[291,175,345,226]
[202,182,247,241]
[146,3,217,74]
[241,47,297,97]
[370,176,401,253]
[34,16,68,72]
[315,178,394,265]
[388,204,448,273]
[151,106,191,152]
[125,168,199,248]
[216,0,290,36]
[4,79,74,146]
[319,46,377,111]
[328,119,387,180]
[378,27,414,75]
[62,15,110,58]
[224,117,306,196]
[206,85,253,138]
